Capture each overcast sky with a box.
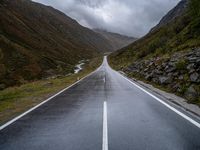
[33,0,180,37]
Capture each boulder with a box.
[190,72,199,82]
[187,63,195,70]
[172,83,181,92]
[195,59,200,67]
[158,76,172,85]
[161,62,167,68]
[178,75,184,80]
[154,69,163,75]
[144,68,149,72]
[165,65,176,73]
[172,72,179,77]
[196,48,200,56]
[145,74,153,81]
[184,85,198,101]
[152,78,159,84]
[188,57,199,63]
[147,61,154,67]
[189,69,195,74]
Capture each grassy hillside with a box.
[109,0,200,105]
[0,0,112,89]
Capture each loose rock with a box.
[184,85,198,101]
[190,72,199,83]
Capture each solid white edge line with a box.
[102,101,108,150]
[117,71,200,129]
[0,64,102,131]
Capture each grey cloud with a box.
[77,0,107,8]
[33,0,181,37]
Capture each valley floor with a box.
[0,57,102,125]
[0,56,200,150]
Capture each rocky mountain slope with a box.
[151,0,188,32]
[94,29,137,51]
[0,0,112,89]
[109,0,200,105]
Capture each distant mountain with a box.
[109,0,200,103]
[94,29,137,51]
[151,0,188,32]
[0,0,113,88]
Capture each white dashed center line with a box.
[102,101,108,150]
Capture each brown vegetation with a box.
[0,0,112,89]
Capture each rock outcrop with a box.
[124,48,200,102]
[109,0,200,105]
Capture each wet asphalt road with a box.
[0,57,200,150]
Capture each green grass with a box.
[175,59,188,70]
[0,56,103,125]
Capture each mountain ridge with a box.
[94,29,137,51]
[151,0,188,32]
[0,0,113,89]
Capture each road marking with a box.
[117,72,200,129]
[0,65,102,131]
[102,101,108,150]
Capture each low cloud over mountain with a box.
[33,0,180,37]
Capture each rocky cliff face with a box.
[124,48,200,103]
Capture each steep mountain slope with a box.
[109,0,200,104]
[94,29,137,51]
[151,0,188,32]
[0,0,112,89]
